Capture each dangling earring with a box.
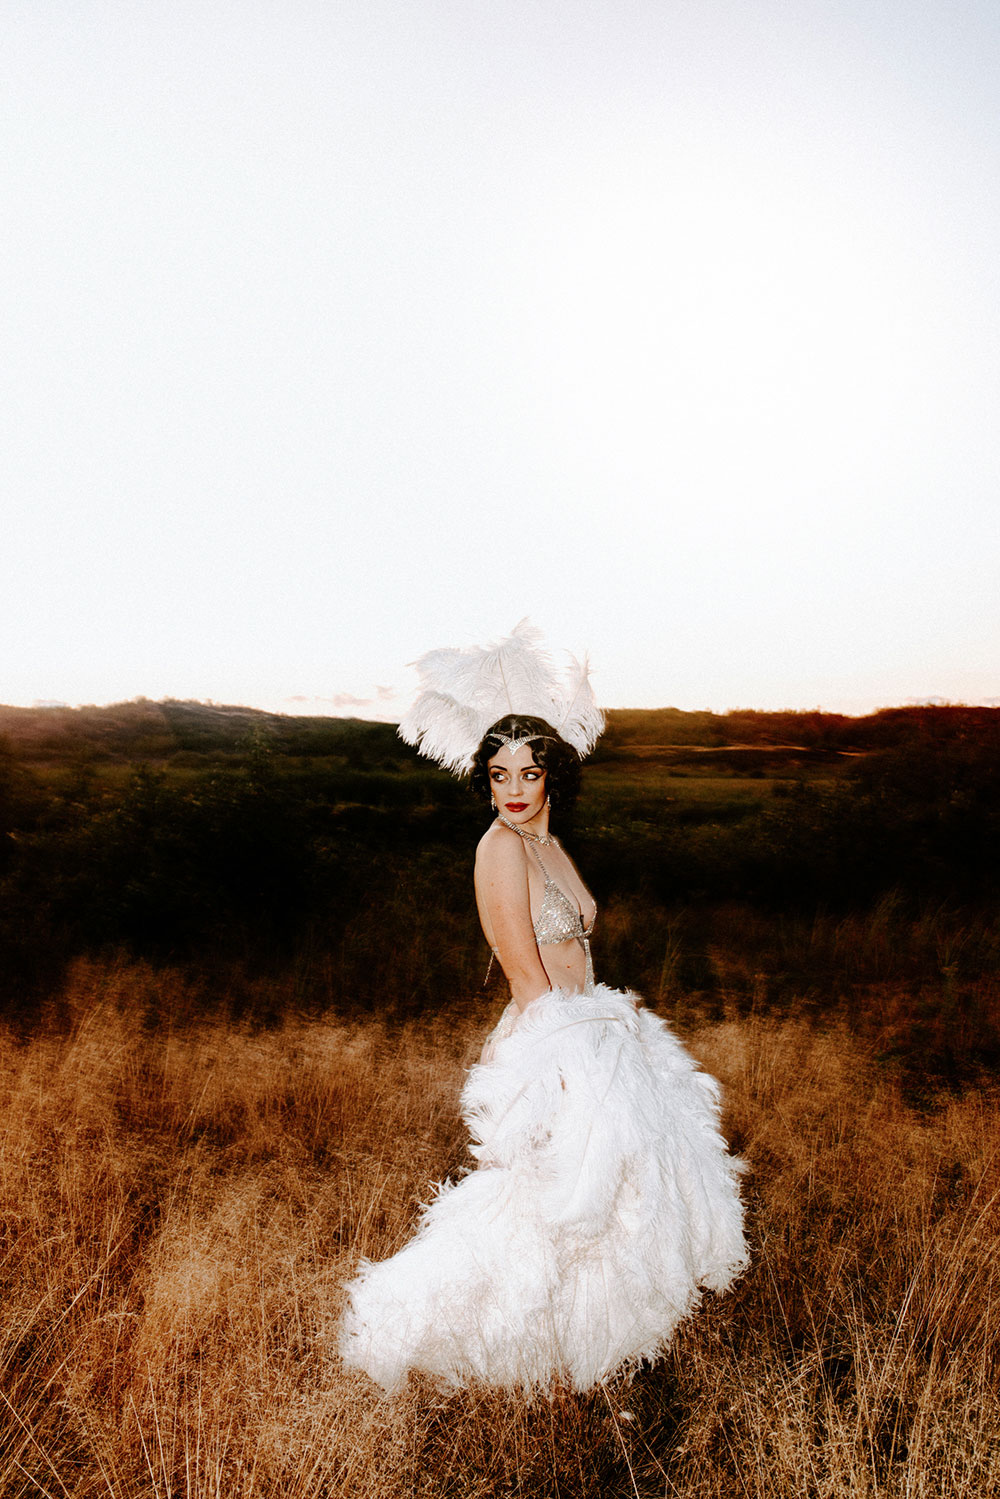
[546,794,551,808]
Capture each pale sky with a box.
[3,0,999,718]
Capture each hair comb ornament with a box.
[398,618,605,774]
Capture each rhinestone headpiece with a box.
[484,729,553,754]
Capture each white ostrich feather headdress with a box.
[398,619,605,775]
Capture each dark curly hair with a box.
[469,715,582,816]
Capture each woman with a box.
[473,713,597,1055]
[338,625,748,1393]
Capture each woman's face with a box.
[487,743,547,828]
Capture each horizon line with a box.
[4,694,1000,723]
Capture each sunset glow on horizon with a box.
[3,2,998,720]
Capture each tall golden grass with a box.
[0,955,997,1497]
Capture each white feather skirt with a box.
[338,984,748,1393]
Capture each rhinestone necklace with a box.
[495,811,555,846]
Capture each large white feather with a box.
[398,619,605,773]
[555,651,605,761]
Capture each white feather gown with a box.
[338,983,748,1393]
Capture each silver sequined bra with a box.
[525,839,596,989]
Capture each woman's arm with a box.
[475,830,552,1015]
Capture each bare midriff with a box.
[535,936,590,994]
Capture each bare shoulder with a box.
[475,822,527,876]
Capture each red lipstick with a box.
[505,802,527,811]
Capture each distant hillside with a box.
[0,699,405,764]
[596,704,1000,761]
[2,697,999,767]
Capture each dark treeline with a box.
[587,728,1000,908]
[0,726,474,1004]
[1,699,999,1024]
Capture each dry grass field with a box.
[0,953,997,1499]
